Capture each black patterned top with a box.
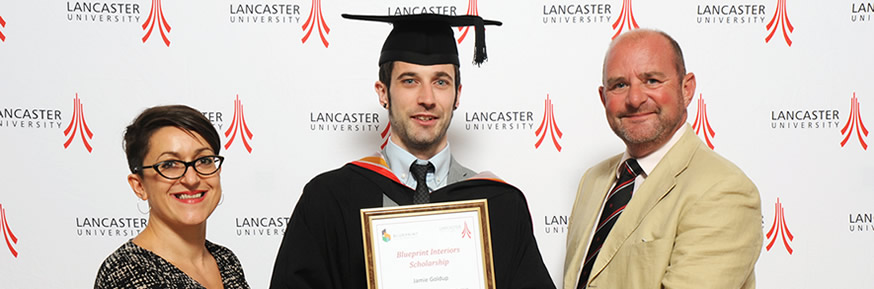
[94,240,250,289]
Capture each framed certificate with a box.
[360,199,495,289]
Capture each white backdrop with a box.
[1,0,872,288]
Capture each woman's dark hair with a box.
[123,105,221,174]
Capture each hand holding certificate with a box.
[361,199,496,289]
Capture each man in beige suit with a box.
[563,29,762,289]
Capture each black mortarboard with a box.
[341,13,502,67]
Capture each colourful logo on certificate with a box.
[382,229,391,242]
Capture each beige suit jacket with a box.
[564,125,762,289]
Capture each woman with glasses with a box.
[94,105,249,289]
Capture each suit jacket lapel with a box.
[567,155,621,287]
[582,157,623,243]
[590,125,700,280]
[448,156,476,184]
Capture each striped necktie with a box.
[577,158,643,288]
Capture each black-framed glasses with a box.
[136,155,225,180]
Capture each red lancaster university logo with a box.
[766,198,794,255]
[840,93,868,150]
[534,94,563,151]
[380,123,391,150]
[63,94,94,153]
[224,95,254,153]
[1,203,18,258]
[0,15,6,42]
[765,0,794,46]
[461,222,472,239]
[301,0,330,47]
[457,0,479,43]
[142,0,171,46]
[612,0,639,39]
[691,94,716,150]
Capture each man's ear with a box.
[375,81,389,109]
[454,84,462,110]
[681,72,696,107]
[598,86,606,106]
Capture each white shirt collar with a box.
[619,124,688,179]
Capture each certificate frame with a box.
[360,199,495,289]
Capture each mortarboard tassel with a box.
[473,17,487,67]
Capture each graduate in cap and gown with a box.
[269,13,555,289]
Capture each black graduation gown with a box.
[269,161,555,289]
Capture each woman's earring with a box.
[136,200,150,214]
